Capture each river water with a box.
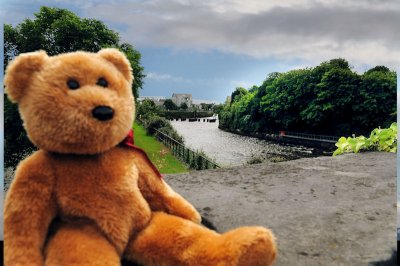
[170,119,318,167]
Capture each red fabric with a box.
[121,129,163,179]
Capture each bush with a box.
[139,115,184,143]
[333,122,397,156]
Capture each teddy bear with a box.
[4,48,277,266]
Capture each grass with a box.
[133,123,189,174]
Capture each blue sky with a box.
[1,0,399,103]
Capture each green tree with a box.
[299,67,361,134]
[180,102,188,110]
[353,67,396,132]
[4,6,145,166]
[163,99,178,110]
[137,99,161,120]
[218,58,395,137]
[230,87,248,104]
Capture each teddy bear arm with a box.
[4,152,57,266]
[134,152,201,223]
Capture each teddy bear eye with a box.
[96,77,108,87]
[67,79,80,90]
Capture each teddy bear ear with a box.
[4,50,48,103]
[98,48,133,83]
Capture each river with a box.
[170,119,318,167]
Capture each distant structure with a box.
[137,96,166,106]
[172,93,193,108]
[138,94,219,110]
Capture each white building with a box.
[172,93,193,108]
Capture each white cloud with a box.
[146,72,193,83]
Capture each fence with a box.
[152,128,220,170]
[280,131,339,143]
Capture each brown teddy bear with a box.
[4,48,277,266]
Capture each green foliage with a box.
[137,99,162,119]
[219,58,396,136]
[133,123,188,174]
[212,104,224,114]
[230,87,248,104]
[163,99,178,110]
[333,123,397,156]
[180,102,188,110]
[141,116,184,143]
[4,6,145,166]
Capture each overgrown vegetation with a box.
[333,123,397,156]
[133,123,188,174]
[4,6,145,167]
[219,59,396,137]
[136,99,184,142]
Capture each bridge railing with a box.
[152,128,221,170]
[280,131,339,143]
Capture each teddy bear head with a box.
[4,48,135,154]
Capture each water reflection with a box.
[170,119,316,167]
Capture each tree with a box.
[301,68,361,134]
[137,99,161,120]
[353,69,396,132]
[163,99,178,110]
[218,58,395,136]
[4,6,145,166]
[230,87,248,104]
[180,102,188,110]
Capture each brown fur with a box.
[4,49,277,265]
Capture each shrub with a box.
[333,122,397,156]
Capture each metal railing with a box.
[153,128,220,170]
[280,131,339,143]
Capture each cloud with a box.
[81,0,400,69]
[145,72,193,83]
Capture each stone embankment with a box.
[165,152,397,266]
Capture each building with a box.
[172,93,193,108]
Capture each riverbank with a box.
[132,123,188,174]
[165,152,396,265]
[218,125,337,151]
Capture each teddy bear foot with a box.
[223,226,277,266]
[126,212,276,266]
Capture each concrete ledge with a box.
[165,152,397,266]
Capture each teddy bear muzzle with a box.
[92,106,114,121]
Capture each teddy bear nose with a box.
[92,106,114,121]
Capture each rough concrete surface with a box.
[165,152,397,266]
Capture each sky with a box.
[1,0,399,103]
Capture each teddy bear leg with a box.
[44,222,121,266]
[124,212,276,266]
